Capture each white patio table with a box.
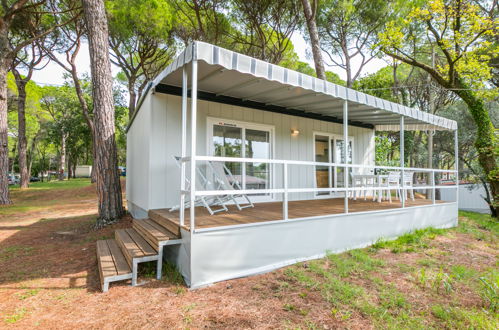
[351,174,390,203]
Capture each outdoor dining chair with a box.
[379,171,402,203]
[402,171,415,201]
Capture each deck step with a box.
[133,219,179,251]
[115,228,157,268]
[96,239,132,292]
[148,210,181,236]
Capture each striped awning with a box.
[150,41,457,131]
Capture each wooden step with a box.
[115,228,157,268]
[96,239,132,292]
[148,210,181,236]
[133,219,179,251]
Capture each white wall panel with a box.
[146,94,375,209]
[126,92,151,216]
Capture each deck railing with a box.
[178,156,459,232]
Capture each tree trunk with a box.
[455,86,498,217]
[301,0,326,80]
[27,132,39,180]
[426,131,433,199]
[68,63,98,183]
[12,70,29,188]
[128,78,137,119]
[83,0,124,227]
[0,57,11,204]
[59,133,66,181]
[90,163,97,183]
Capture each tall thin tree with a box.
[300,0,326,80]
[11,42,48,188]
[82,0,124,226]
[0,0,77,204]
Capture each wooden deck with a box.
[151,197,440,230]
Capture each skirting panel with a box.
[127,201,148,219]
[189,203,458,288]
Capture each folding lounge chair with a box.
[169,156,229,215]
[208,161,254,210]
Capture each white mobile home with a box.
[106,42,459,290]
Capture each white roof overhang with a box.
[140,41,456,132]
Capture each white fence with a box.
[441,183,490,214]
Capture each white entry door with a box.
[208,118,273,201]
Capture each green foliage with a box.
[106,0,174,40]
[280,55,346,85]
[316,0,392,85]
[229,0,302,64]
[379,0,498,99]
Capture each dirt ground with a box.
[0,179,497,329]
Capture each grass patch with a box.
[3,308,27,324]
[1,179,93,217]
[456,211,498,243]
[478,269,499,312]
[16,289,39,300]
[325,249,385,278]
[431,304,498,329]
[450,264,478,281]
[370,227,446,253]
[0,246,34,261]
[9,178,91,192]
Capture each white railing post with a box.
[179,65,188,227]
[432,170,436,204]
[343,100,349,213]
[400,116,405,208]
[454,129,459,203]
[190,57,198,232]
[283,162,288,220]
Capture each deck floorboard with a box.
[153,197,442,230]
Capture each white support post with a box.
[432,170,436,204]
[190,59,198,232]
[179,66,188,227]
[343,100,349,213]
[283,163,288,220]
[400,116,405,208]
[454,129,459,203]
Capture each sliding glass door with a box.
[314,133,353,197]
[210,119,273,199]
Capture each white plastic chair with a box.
[402,171,415,201]
[350,173,364,200]
[380,171,401,203]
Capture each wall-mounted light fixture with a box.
[291,129,300,136]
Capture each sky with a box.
[28,33,388,87]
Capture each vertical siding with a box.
[126,92,151,213]
[146,94,375,209]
